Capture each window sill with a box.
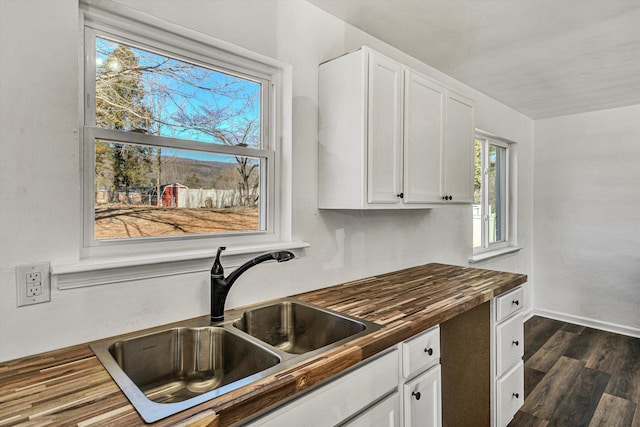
[52,241,309,289]
[468,246,521,264]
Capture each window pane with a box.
[95,37,261,148]
[488,144,507,244]
[94,140,262,240]
[473,139,482,248]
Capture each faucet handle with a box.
[272,250,295,262]
[211,246,226,277]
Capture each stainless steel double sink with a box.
[90,299,381,423]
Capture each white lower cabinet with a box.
[245,326,442,427]
[496,361,524,427]
[403,365,442,427]
[491,287,525,426]
[401,325,442,427]
[247,288,524,427]
[342,392,401,427]
[401,325,440,376]
[496,313,524,377]
[244,349,399,426]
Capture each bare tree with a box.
[95,44,152,202]
[95,37,262,207]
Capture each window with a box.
[473,131,517,259]
[81,2,289,254]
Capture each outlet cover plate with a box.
[16,262,51,307]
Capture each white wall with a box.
[534,105,640,336]
[0,0,533,362]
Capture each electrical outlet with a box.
[16,262,51,307]
[26,272,41,283]
[26,284,42,297]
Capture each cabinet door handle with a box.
[513,393,520,399]
[512,340,519,346]
[397,192,404,199]
[448,195,453,200]
[412,391,421,400]
[512,300,519,306]
[424,348,433,356]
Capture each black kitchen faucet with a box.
[210,246,295,322]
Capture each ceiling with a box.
[307,0,640,119]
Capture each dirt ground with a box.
[94,204,259,239]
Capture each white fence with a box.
[177,188,251,208]
[473,211,498,247]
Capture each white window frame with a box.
[56,0,301,287]
[470,130,519,263]
[79,0,292,256]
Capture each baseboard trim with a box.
[522,307,535,322]
[533,308,640,338]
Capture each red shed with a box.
[161,183,187,207]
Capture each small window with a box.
[473,133,515,254]
[81,8,285,251]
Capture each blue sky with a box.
[95,36,261,163]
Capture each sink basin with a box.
[90,299,381,423]
[108,327,280,403]
[233,301,370,354]
[91,325,281,422]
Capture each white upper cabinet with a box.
[443,91,475,203]
[403,68,446,204]
[367,50,404,205]
[318,46,474,209]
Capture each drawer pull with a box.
[412,391,421,400]
[512,300,519,306]
[512,340,520,346]
[513,393,520,399]
[424,348,433,356]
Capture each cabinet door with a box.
[403,365,442,427]
[403,69,445,204]
[443,91,474,203]
[367,51,403,205]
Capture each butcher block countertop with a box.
[0,263,527,426]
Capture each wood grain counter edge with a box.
[0,263,527,426]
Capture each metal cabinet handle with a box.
[512,340,519,346]
[512,300,520,306]
[412,391,421,400]
[424,348,433,356]
[513,393,520,399]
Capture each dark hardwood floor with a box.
[508,316,640,427]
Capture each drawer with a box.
[495,286,523,322]
[496,313,524,377]
[402,326,440,378]
[496,361,524,427]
